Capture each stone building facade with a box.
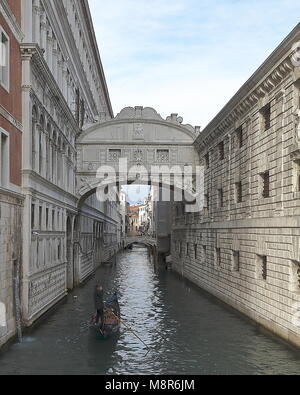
[172,24,300,347]
[19,0,118,329]
[0,0,23,348]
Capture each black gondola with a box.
[90,295,120,339]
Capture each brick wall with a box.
[0,1,22,186]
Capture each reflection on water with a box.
[0,245,300,375]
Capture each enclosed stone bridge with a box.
[75,106,200,202]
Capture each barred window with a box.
[235,182,242,203]
[261,103,271,131]
[204,193,210,213]
[236,126,243,148]
[257,255,267,281]
[218,141,224,160]
[218,188,224,208]
[205,153,210,169]
[109,149,121,162]
[157,149,169,163]
[261,171,270,198]
[232,251,240,272]
[194,244,198,259]
[215,248,221,266]
[202,245,207,263]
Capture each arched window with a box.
[52,130,57,183]
[57,136,62,185]
[32,106,38,170]
[46,123,51,179]
[39,115,44,175]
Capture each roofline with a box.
[201,22,300,136]
[82,0,114,119]
[78,116,197,143]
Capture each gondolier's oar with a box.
[110,310,150,352]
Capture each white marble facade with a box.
[20,0,117,327]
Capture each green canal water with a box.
[0,245,300,375]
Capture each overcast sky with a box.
[89,0,299,129]
[122,185,150,205]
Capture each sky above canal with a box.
[89,0,300,128]
[122,185,150,204]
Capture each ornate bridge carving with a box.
[76,106,200,200]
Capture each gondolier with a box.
[94,284,104,325]
[90,289,121,339]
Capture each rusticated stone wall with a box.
[172,25,300,348]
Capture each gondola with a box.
[90,297,120,339]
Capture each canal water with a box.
[1,245,300,375]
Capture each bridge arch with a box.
[124,236,158,265]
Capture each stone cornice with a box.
[195,23,300,152]
[0,0,24,43]
[173,214,300,230]
[80,205,118,226]
[21,43,80,134]
[22,169,77,203]
[0,186,24,202]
